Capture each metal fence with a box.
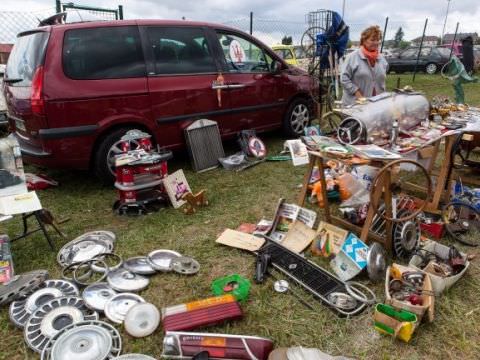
[223,13,476,50]
[55,1,123,21]
[0,2,124,45]
[0,8,56,43]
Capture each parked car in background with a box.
[387,46,451,74]
[293,45,310,72]
[271,44,298,66]
[4,18,315,182]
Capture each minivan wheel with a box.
[283,98,311,137]
[425,63,438,74]
[94,127,145,184]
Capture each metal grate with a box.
[259,241,366,316]
[262,241,342,296]
[184,119,225,172]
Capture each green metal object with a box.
[56,1,123,20]
[441,55,478,104]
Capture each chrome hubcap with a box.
[426,64,436,74]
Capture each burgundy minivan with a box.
[4,19,315,181]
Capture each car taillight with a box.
[31,65,45,115]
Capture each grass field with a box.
[1,74,480,359]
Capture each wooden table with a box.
[297,134,457,251]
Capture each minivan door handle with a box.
[226,83,246,89]
[211,83,230,90]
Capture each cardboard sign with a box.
[282,221,316,253]
[216,229,265,252]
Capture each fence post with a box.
[55,0,61,13]
[413,18,428,82]
[118,5,123,20]
[381,17,389,53]
[249,12,253,35]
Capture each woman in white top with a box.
[341,25,389,106]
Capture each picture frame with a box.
[286,139,309,166]
[163,170,192,209]
[311,221,349,257]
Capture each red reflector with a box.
[31,66,45,115]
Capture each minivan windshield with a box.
[5,31,49,87]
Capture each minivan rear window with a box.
[63,26,146,80]
[5,31,49,87]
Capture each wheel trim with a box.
[290,104,309,134]
[426,64,437,73]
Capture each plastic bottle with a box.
[0,235,14,285]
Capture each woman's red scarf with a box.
[361,46,378,67]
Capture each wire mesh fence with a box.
[0,8,56,43]
[223,14,475,50]
[0,4,123,44]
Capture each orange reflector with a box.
[201,337,227,347]
[185,294,235,311]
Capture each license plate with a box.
[15,118,26,132]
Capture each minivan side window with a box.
[63,26,145,80]
[145,27,217,75]
[217,32,269,73]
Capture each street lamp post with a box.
[441,0,451,45]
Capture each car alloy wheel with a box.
[290,103,310,135]
[426,63,437,74]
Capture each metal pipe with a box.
[118,5,123,20]
[413,18,428,82]
[449,22,459,61]
[381,17,389,53]
[249,11,253,35]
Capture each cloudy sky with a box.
[0,0,479,44]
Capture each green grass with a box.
[1,74,480,359]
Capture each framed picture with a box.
[311,221,349,257]
[286,139,309,166]
[163,170,192,209]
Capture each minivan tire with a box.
[94,127,144,184]
[283,98,311,137]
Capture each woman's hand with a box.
[354,90,363,99]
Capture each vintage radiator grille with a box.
[184,119,225,172]
[259,241,366,316]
